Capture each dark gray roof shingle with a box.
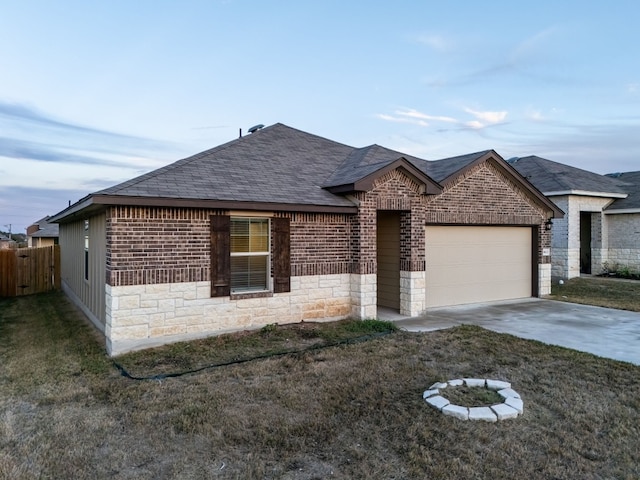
[422,150,493,182]
[98,123,356,208]
[606,171,640,210]
[55,123,553,221]
[30,216,59,238]
[509,156,628,195]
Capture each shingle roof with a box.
[96,123,488,208]
[422,150,494,182]
[98,123,356,208]
[30,216,59,238]
[508,156,628,195]
[606,171,640,210]
[52,123,560,221]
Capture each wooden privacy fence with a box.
[0,245,61,297]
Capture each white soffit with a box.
[544,190,628,199]
[604,208,640,215]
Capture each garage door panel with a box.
[425,226,532,308]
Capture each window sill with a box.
[230,291,273,300]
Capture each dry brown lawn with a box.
[548,276,640,312]
[1,291,639,479]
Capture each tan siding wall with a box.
[60,212,106,328]
[33,237,56,248]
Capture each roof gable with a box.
[323,144,442,194]
[432,151,564,218]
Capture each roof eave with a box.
[544,190,628,199]
[50,194,358,223]
[604,208,640,214]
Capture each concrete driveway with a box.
[389,299,640,365]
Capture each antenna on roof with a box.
[248,124,264,134]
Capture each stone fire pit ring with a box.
[423,378,523,422]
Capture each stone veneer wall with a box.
[548,195,616,279]
[538,264,552,296]
[106,274,354,355]
[605,213,640,273]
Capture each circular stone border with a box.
[423,378,523,422]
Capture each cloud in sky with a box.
[0,100,177,164]
[463,108,508,129]
[0,99,184,229]
[413,33,451,52]
[377,107,507,131]
[0,136,128,167]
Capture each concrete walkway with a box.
[385,299,640,365]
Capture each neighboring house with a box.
[509,156,638,279]
[50,123,562,355]
[26,216,60,247]
[0,233,16,250]
[604,171,640,270]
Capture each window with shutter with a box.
[210,215,290,297]
[230,217,270,292]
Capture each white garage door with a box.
[425,226,532,308]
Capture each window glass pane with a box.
[250,220,269,251]
[231,219,249,253]
[231,255,268,292]
[231,218,269,253]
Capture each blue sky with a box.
[1,1,639,231]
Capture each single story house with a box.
[26,216,60,247]
[50,123,562,355]
[509,156,639,279]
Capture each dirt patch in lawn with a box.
[1,291,639,479]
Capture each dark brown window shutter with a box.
[210,215,230,297]
[272,217,291,293]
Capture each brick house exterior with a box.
[51,124,562,355]
[510,157,640,279]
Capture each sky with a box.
[1,1,639,232]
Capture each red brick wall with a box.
[285,212,353,276]
[106,207,218,287]
[352,169,426,273]
[107,207,356,286]
[424,162,546,224]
